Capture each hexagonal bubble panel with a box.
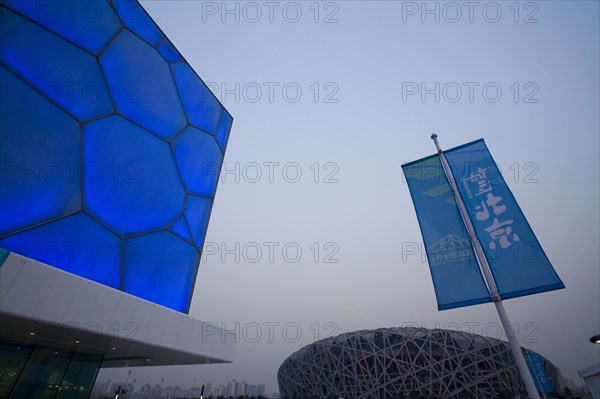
[170,215,192,242]
[112,0,162,46]
[84,115,184,236]
[0,66,81,237]
[158,36,182,63]
[172,63,222,135]
[3,0,122,55]
[100,29,187,140]
[0,7,114,121]
[215,109,233,152]
[184,196,213,249]
[0,213,121,288]
[124,231,198,312]
[172,126,223,197]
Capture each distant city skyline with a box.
[92,376,271,398]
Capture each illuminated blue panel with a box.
[185,196,213,249]
[0,213,121,288]
[0,7,114,121]
[124,231,198,313]
[0,66,81,236]
[215,109,233,152]
[100,29,186,140]
[158,37,182,63]
[1,0,233,313]
[172,63,222,135]
[113,0,163,46]
[3,0,122,54]
[84,115,184,236]
[172,126,223,197]
[171,216,192,242]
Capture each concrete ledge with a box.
[0,252,235,367]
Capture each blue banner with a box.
[444,139,564,299]
[525,353,555,393]
[402,155,492,310]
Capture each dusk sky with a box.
[98,1,600,394]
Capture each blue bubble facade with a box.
[0,0,233,313]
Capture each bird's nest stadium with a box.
[277,327,562,399]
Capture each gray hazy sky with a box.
[98,1,600,394]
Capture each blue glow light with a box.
[215,109,234,152]
[170,216,192,243]
[4,0,122,55]
[0,66,81,236]
[0,7,114,122]
[172,63,223,136]
[113,0,163,46]
[0,0,233,313]
[173,126,223,198]
[158,37,182,63]
[124,231,198,312]
[0,213,121,288]
[100,29,187,140]
[83,115,185,236]
[184,196,213,249]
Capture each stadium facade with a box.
[278,327,563,399]
[0,0,234,398]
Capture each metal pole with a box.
[430,134,541,399]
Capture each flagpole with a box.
[430,134,541,399]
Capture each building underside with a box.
[0,253,235,399]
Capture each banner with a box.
[525,353,555,393]
[444,139,565,299]
[402,155,492,310]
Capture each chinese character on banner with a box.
[442,138,565,301]
[467,167,492,196]
[484,218,520,249]
[475,193,507,221]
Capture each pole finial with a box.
[430,134,442,153]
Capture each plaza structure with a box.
[579,363,600,399]
[0,0,234,398]
[278,327,564,399]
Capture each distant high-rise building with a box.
[257,384,266,396]
[247,384,257,396]
[91,380,111,397]
[150,384,163,399]
[226,380,237,397]
[201,380,267,398]
[214,384,226,397]
[137,383,152,398]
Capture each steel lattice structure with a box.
[278,327,561,399]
